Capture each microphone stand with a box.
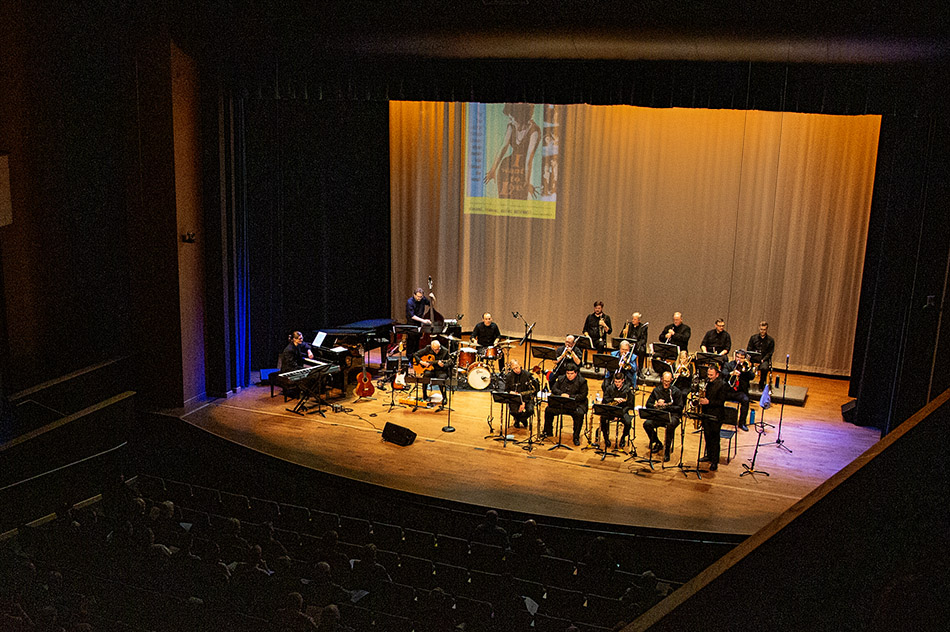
[741,419,770,478]
[765,354,793,454]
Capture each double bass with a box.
[418,275,447,349]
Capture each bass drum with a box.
[467,364,493,390]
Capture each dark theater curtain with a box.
[241,98,391,370]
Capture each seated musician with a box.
[747,321,775,388]
[413,339,451,408]
[405,287,433,355]
[504,360,538,428]
[607,340,638,391]
[723,349,755,431]
[472,312,503,371]
[543,363,588,445]
[642,371,685,461]
[550,335,582,381]
[598,372,634,448]
[280,331,314,371]
[700,319,732,356]
[699,365,728,471]
[583,301,612,353]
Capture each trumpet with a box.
[598,316,608,337]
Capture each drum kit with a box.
[446,335,518,390]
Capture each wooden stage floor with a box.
[175,373,880,536]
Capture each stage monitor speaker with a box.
[841,399,858,424]
[382,422,416,446]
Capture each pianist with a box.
[280,331,315,371]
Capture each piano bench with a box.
[260,368,281,398]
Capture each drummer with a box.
[471,312,504,371]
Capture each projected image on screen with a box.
[465,102,559,219]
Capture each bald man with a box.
[504,360,538,428]
[413,339,451,405]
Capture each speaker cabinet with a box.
[382,422,416,446]
[841,399,858,424]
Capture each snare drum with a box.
[467,364,492,390]
[457,347,477,371]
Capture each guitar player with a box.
[412,339,451,408]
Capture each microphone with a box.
[512,311,520,318]
[428,275,432,284]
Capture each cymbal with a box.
[498,338,517,346]
[442,334,461,341]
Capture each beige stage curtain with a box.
[390,101,880,375]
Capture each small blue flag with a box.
[759,384,772,410]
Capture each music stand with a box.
[545,394,577,451]
[694,352,726,371]
[491,391,524,447]
[404,373,431,411]
[612,336,637,350]
[684,410,718,479]
[593,354,621,378]
[531,346,558,390]
[592,403,623,460]
[651,358,674,378]
[652,342,679,361]
[575,335,595,370]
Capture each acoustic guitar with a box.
[413,354,436,377]
[354,344,375,398]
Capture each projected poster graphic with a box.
[464,103,559,219]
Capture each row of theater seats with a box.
[131,475,675,630]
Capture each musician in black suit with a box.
[723,349,755,430]
[550,335,582,381]
[543,363,588,445]
[472,312,503,371]
[413,340,451,406]
[598,372,634,448]
[280,331,314,371]
[583,301,612,352]
[659,312,691,351]
[699,364,728,471]
[504,360,538,428]
[747,321,775,388]
[642,371,686,460]
[405,287,433,355]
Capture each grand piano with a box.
[310,318,395,393]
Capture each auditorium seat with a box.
[401,528,436,558]
[432,562,469,596]
[219,491,250,521]
[309,509,340,537]
[539,555,577,588]
[248,496,280,524]
[453,595,494,632]
[533,612,573,632]
[541,585,586,621]
[395,554,435,589]
[372,521,404,551]
[581,593,627,628]
[468,541,506,573]
[433,533,468,565]
[339,514,372,544]
[277,502,311,532]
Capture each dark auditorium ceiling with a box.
[170,0,950,65]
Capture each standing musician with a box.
[619,312,648,376]
[550,335,583,381]
[747,321,775,389]
[598,372,635,448]
[608,340,638,390]
[405,287,433,355]
[700,319,732,355]
[659,312,691,351]
[698,365,728,471]
[413,339,451,407]
[280,331,315,371]
[504,360,538,428]
[723,349,755,431]
[583,301,612,353]
[472,312,503,371]
[543,363,588,446]
[643,371,686,461]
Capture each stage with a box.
[172,372,879,536]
